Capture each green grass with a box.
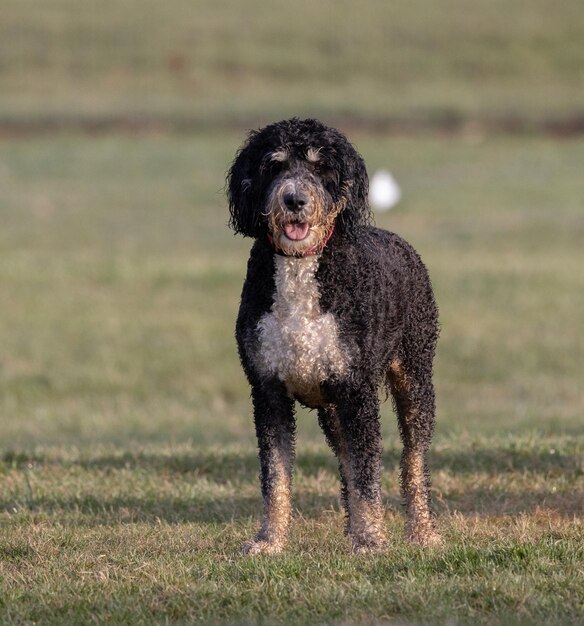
[0,132,583,623]
[2,0,584,126]
[1,439,583,624]
[2,2,583,621]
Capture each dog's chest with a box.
[255,255,347,405]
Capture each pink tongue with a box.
[284,222,310,241]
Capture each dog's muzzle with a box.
[266,174,335,257]
[282,188,308,214]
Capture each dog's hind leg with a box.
[318,406,351,533]
[243,381,296,555]
[334,385,387,553]
[389,359,441,546]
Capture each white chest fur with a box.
[255,255,348,404]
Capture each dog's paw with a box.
[405,527,443,547]
[350,534,387,555]
[242,539,283,555]
[351,541,386,555]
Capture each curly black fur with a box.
[227,118,440,554]
[228,118,371,240]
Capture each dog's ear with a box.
[226,133,263,238]
[337,150,373,235]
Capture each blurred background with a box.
[1,0,583,449]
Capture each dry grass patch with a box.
[1,134,583,623]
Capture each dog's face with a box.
[227,118,372,255]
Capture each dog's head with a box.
[227,118,372,256]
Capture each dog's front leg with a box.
[335,385,387,553]
[243,381,296,555]
[318,406,351,534]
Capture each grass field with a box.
[0,133,583,624]
[2,0,584,128]
[1,0,583,622]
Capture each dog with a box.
[227,118,440,554]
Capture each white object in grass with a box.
[370,169,401,211]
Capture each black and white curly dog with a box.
[227,118,440,554]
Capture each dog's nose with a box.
[283,190,307,212]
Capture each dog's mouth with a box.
[282,221,310,241]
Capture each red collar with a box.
[267,225,335,257]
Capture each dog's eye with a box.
[313,159,330,174]
[316,164,338,185]
[261,158,285,175]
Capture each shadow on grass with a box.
[1,486,581,526]
[430,446,582,475]
[0,493,270,525]
[2,444,581,480]
[1,444,581,523]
